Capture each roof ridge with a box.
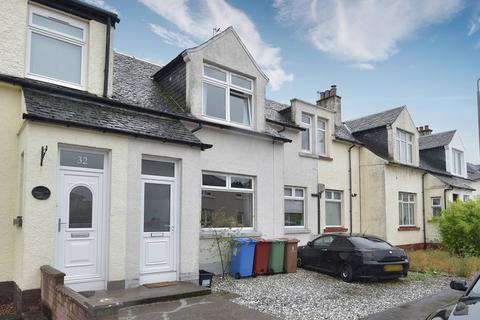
[345,105,405,124]
[114,50,163,68]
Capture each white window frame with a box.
[431,197,442,216]
[452,149,464,176]
[463,194,470,202]
[316,118,327,156]
[301,113,313,152]
[399,192,416,226]
[26,5,88,89]
[202,64,253,128]
[325,190,343,227]
[396,129,413,164]
[201,172,255,230]
[284,187,306,228]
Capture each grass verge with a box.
[407,249,480,278]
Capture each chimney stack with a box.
[316,85,342,127]
[417,125,432,136]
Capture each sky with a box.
[86,0,480,163]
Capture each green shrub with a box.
[438,199,480,256]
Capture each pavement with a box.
[119,294,279,320]
[363,289,463,320]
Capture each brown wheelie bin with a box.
[283,238,300,273]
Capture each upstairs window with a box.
[301,113,312,151]
[452,149,464,176]
[27,5,87,88]
[316,118,327,155]
[202,65,253,127]
[396,129,413,164]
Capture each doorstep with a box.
[80,282,211,309]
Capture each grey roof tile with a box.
[419,131,456,150]
[432,173,475,191]
[112,52,189,115]
[467,162,480,181]
[345,106,405,133]
[23,88,210,148]
[335,124,360,143]
[264,99,299,128]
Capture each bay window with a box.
[27,5,87,88]
[396,130,413,164]
[202,65,253,127]
[399,192,415,226]
[325,190,342,226]
[201,173,254,228]
[284,187,305,227]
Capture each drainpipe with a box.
[103,17,112,97]
[444,186,453,210]
[421,172,427,250]
[348,144,355,235]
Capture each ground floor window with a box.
[399,192,415,226]
[431,197,442,216]
[201,173,254,228]
[284,187,305,227]
[325,190,342,226]
[463,194,470,202]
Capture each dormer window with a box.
[202,65,253,127]
[452,149,464,175]
[396,129,413,164]
[27,5,87,89]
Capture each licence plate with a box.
[384,264,403,272]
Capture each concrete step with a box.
[82,282,211,309]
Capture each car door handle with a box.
[321,248,327,251]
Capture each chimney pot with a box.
[417,124,433,136]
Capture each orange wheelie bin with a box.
[283,238,300,273]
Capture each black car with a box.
[297,233,409,282]
[426,275,480,320]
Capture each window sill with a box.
[323,227,348,233]
[284,228,311,235]
[200,229,262,239]
[398,226,420,231]
[298,152,333,161]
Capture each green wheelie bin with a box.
[268,239,286,274]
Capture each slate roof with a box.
[432,173,475,191]
[335,124,360,143]
[264,99,301,129]
[344,106,405,133]
[112,52,191,116]
[23,88,212,149]
[419,130,456,150]
[467,163,480,181]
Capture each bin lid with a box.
[271,238,287,243]
[278,237,300,243]
[250,237,272,243]
[233,237,257,244]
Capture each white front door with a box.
[139,159,177,284]
[56,149,106,291]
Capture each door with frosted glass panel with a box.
[140,179,176,282]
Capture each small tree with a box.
[438,199,480,256]
[201,209,241,276]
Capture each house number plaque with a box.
[32,186,51,200]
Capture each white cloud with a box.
[352,63,374,70]
[274,0,463,64]
[81,0,118,14]
[149,24,196,48]
[468,14,480,36]
[138,0,293,91]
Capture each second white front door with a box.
[139,159,177,284]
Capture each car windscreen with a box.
[349,237,392,249]
[469,278,480,297]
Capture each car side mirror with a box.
[307,241,313,247]
[450,280,468,292]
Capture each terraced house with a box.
[0,0,477,317]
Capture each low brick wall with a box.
[40,265,122,320]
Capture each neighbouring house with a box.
[467,163,480,198]
[418,128,475,243]
[0,0,477,317]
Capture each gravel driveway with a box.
[213,269,453,320]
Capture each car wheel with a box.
[340,264,354,282]
[297,257,303,268]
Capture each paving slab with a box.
[83,282,211,308]
[118,295,280,320]
[363,289,463,320]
